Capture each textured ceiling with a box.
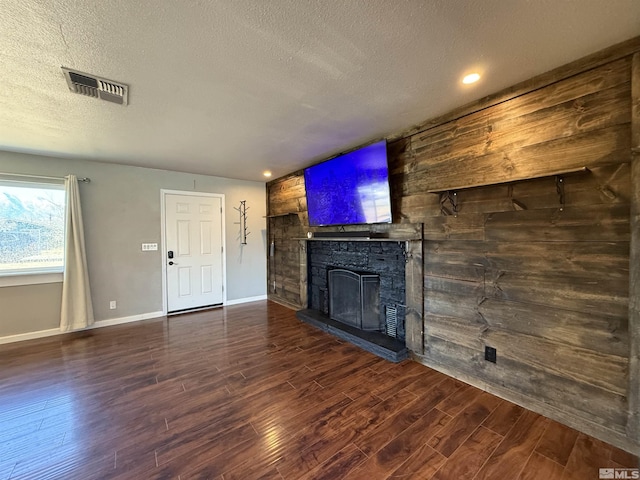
[1,0,639,182]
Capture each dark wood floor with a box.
[0,301,636,479]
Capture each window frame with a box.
[0,179,66,286]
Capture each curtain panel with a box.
[60,174,94,331]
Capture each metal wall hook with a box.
[439,190,458,217]
[233,200,250,244]
[555,176,565,211]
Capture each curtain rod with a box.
[0,172,90,183]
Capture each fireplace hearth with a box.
[296,240,408,362]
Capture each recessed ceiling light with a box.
[462,72,481,84]
[263,171,272,178]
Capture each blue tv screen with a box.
[304,140,392,227]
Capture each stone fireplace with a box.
[306,240,407,342]
[289,224,423,362]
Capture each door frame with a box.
[160,189,227,315]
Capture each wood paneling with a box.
[410,76,630,161]
[407,45,635,450]
[403,122,629,195]
[267,211,305,308]
[390,36,640,142]
[628,51,640,442]
[267,38,640,453]
[484,204,630,243]
[405,239,424,354]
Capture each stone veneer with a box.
[307,240,406,341]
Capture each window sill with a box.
[0,272,63,287]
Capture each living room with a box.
[1,1,640,478]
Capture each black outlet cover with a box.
[485,346,497,363]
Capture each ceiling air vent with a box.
[62,67,129,105]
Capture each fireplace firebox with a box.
[308,240,406,341]
[297,239,409,362]
[328,269,381,331]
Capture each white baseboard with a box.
[92,311,164,329]
[0,311,165,345]
[0,328,61,345]
[225,294,267,306]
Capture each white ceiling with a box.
[1,1,639,182]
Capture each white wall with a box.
[0,151,267,338]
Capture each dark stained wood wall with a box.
[266,175,306,309]
[627,52,640,442]
[266,39,640,453]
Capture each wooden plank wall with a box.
[266,41,639,452]
[627,52,640,442]
[402,56,632,444]
[266,175,307,309]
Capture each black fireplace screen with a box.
[328,269,381,331]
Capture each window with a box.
[0,181,65,276]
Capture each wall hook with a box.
[233,200,250,244]
[439,191,458,217]
[555,176,565,211]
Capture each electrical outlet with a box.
[109,300,117,310]
[485,346,497,363]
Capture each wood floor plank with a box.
[354,378,458,456]
[344,407,452,479]
[434,382,484,417]
[300,443,368,480]
[7,443,116,480]
[610,445,639,468]
[482,400,525,436]
[430,426,503,480]
[269,392,354,436]
[474,410,549,480]
[0,463,15,480]
[274,393,384,478]
[402,368,450,396]
[535,420,580,466]
[0,418,44,445]
[387,442,446,479]
[370,363,435,400]
[427,392,502,457]
[177,437,266,479]
[219,429,288,480]
[274,389,416,478]
[0,428,65,465]
[155,422,257,467]
[518,452,565,480]
[562,433,614,480]
[0,300,632,480]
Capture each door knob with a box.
[169,261,177,265]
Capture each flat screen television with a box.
[304,140,392,227]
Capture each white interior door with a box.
[164,193,224,313]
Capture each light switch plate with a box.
[142,243,158,251]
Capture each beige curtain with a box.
[60,174,94,331]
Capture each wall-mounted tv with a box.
[304,140,392,227]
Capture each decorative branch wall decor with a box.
[234,200,250,244]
